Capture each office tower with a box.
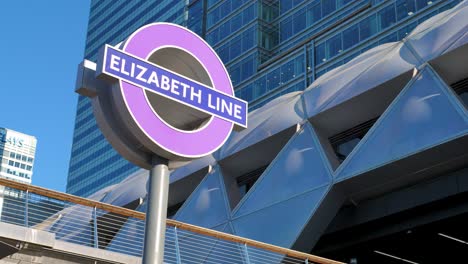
[0,127,37,224]
[67,1,187,196]
[0,127,36,184]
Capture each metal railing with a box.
[0,178,343,264]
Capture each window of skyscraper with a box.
[343,24,359,50]
[359,15,378,40]
[416,0,432,10]
[293,9,307,35]
[396,0,417,20]
[327,33,343,58]
[378,4,397,30]
[322,0,337,16]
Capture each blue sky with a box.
[0,1,91,192]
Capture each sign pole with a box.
[142,156,169,264]
[79,23,248,262]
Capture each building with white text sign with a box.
[0,127,36,184]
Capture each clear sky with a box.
[0,1,91,192]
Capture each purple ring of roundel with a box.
[121,23,233,157]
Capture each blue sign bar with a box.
[99,45,248,128]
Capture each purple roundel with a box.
[120,23,234,158]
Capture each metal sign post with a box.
[76,23,248,264]
[142,156,169,264]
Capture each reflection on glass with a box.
[175,168,229,228]
[338,68,468,180]
[234,123,331,217]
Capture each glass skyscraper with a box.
[67,0,462,197]
[67,1,186,196]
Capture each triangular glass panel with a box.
[233,123,332,218]
[337,67,468,180]
[175,166,230,229]
[231,185,330,248]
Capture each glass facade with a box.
[67,0,462,197]
[50,1,468,256]
[337,67,468,180]
[66,1,186,196]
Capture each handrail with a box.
[0,177,344,264]
[0,178,144,219]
